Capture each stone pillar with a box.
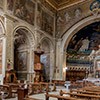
[62,51,67,80]
[55,39,63,80]
[50,50,54,82]
[5,16,15,70]
[28,48,35,82]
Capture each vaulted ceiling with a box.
[46,0,85,10]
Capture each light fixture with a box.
[63,67,68,72]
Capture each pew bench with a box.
[24,97,42,100]
[60,90,100,100]
[45,92,81,100]
[70,89,100,95]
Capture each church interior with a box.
[0,0,100,100]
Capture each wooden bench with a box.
[52,80,65,86]
[45,91,81,100]
[24,97,42,100]
[60,90,100,100]
[28,82,56,95]
[70,89,100,95]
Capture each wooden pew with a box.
[28,82,56,95]
[24,97,41,100]
[82,86,100,92]
[70,89,100,95]
[60,90,100,100]
[45,91,81,100]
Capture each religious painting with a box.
[67,22,100,66]
[37,3,42,28]
[41,54,50,81]
[17,51,27,71]
[0,0,3,9]
[0,39,3,74]
[7,0,15,11]
[37,3,54,36]
[14,0,35,25]
[41,11,54,36]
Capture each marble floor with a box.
[2,86,68,100]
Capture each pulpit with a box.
[34,49,44,82]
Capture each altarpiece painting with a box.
[17,51,27,71]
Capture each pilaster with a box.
[55,39,64,80]
[5,16,15,70]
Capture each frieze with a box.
[56,0,93,38]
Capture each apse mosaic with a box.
[67,22,100,65]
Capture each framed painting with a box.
[14,0,35,25]
[41,10,54,36]
[17,51,27,71]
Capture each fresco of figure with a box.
[79,37,90,51]
[74,8,82,18]
[64,12,71,23]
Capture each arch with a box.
[13,26,35,80]
[13,26,35,47]
[61,15,100,52]
[40,37,54,51]
[40,37,55,81]
[60,15,100,80]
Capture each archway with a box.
[13,27,35,80]
[40,37,54,82]
[61,15,100,80]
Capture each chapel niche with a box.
[14,28,29,80]
[66,22,100,80]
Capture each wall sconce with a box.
[63,67,68,72]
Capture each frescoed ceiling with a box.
[46,0,85,10]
